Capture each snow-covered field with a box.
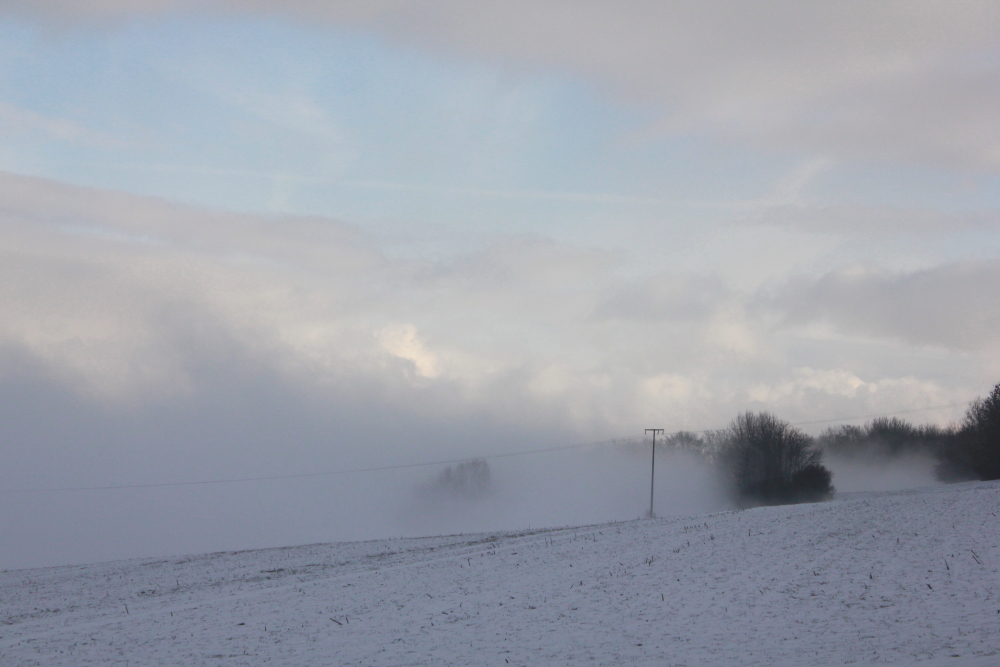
[2,481,998,666]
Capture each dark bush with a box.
[934,447,979,482]
[720,411,834,506]
[790,464,834,502]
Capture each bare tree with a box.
[819,418,952,460]
[939,383,1000,481]
[720,411,833,505]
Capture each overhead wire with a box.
[3,400,969,494]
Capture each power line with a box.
[3,438,616,494]
[3,400,969,494]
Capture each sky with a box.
[2,1,1000,569]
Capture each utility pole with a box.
[645,428,664,519]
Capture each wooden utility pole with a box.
[645,428,664,518]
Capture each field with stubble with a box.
[2,481,999,666]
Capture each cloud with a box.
[0,171,651,433]
[4,3,1000,568]
[4,169,983,440]
[762,260,1000,352]
[2,169,993,567]
[0,171,381,399]
[378,323,440,379]
[758,204,1000,234]
[9,1,1000,171]
[593,272,728,323]
[0,101,125,149]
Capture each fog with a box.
[3,368,952,572]
[1,446,727,571]
[823,452,939,495]
[0,358,732,570]
[403,447,728,538]
[2,4,998,572]
[0,346,577,570]
[0,320,960,571]
[0,169,977,571]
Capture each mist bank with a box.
[1,172,994,570]
[3,353,991,571]
[0,438,956,571]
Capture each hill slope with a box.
[2,482,999,666]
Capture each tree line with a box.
[660,381,1000,507]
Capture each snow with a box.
[2,481,998,666]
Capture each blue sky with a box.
[1,19,658,213]
[2,2,1000,567]
[4,12,999,266]
[0,20,879,240]
[4,12,999,277]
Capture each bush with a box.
[937,383,1000,481]
[790,464,834,502]
[720,411,834,505]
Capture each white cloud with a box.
[378,323,440,379]
[748,368,872,404]
[12,1,999,171]
[0,169,992,443]
[0,169,992,570]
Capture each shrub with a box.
[790,464,834,502]
[720,411,834,505]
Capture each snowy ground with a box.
[2,481,998,666]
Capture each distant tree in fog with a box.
[419,459,493,502]
[720,412,833,506]
[817,424,867,453]
[663,431,705,454]
[865,417,921,453]
[819,417,952,459]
